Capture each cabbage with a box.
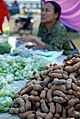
[0,96,13,112]
[0,76,7,89]
[6,74,14,83]
[0,40,11,54]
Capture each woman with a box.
[17,1,72,55]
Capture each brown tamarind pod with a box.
[49,102,55,114]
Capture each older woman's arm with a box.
[17,35,45,49]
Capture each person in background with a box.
[12,0,18,6]
[17,1,72,55]
[0,0,9,32]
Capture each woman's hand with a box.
[17,35,37,43]
[17,35,45,49]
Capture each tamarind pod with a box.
[43,77,51,86]
[17,85,26,95]
[77,68,80,74]
[69,73,77,83]
[36,111,47,118]
[73,111,80,118]
[67,89,74,95]
[19,107,25,113]
[65,54,73,60]
[9,108,19,114]
[72,54,79,57]
[53,65,62,70]
[62,74,68,79]
[54,113,60,118]
[30,90,38,96]
[48,83,52,89]
[53,96,66,104]
[67,95,72,100]
[49,102,55,114]
[25,100,31,110]
[72,62,80,71]
[53,90,68,100]
[33,80,43,85]
[40,99,49,113]
[33,84,42,91]
[13,108,20,114]
[32,71,40,77]
[53,69,64,74]
[44,87,48,92]
[53,78,66,85]
[71,95,75,99]
[62,107,66,118]
[68,98,79,107]
[40,90,46,99]
[19,111,33,118]
[40,71,47,79]
[45,112,53,119]
[14,93,20,98]
[22,94,32,110]
[46,67,53,74]
[9,108,14,114]
[51,85,66,93]
[25,81,33,88]
[72,83,80,91]
[46,64,51,68]
[68,107,75,117]
[75,103,80,110]
[35,102,40,108]
[56,103,62,113]
[49,73,62,79]
[21,84,33,95]
[12,101,19,108]
[70,58,80,65]
[29,95,40,102]
[65,66,73,73]
[31,79,37,83]
[14,97,25,107]
[77,80,80,86]
[74,91,80,98]
[27,113,35,119]
[22,94,28,100]
[66,78,72,90]
[47,89,53,103]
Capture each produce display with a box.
[0,44,54,112]
[0,45,53,113]
[9,54,80,118]
[0,53,52,82]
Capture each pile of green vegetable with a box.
[0,40,11,54]
[0,54,52,82]
[0,77,15,112]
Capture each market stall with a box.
[0,36,80,118]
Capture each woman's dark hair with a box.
[45,1,61,20]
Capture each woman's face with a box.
[41,3,58,23]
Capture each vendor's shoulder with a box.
[56,20,67,30]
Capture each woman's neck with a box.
[45,20,56,31]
